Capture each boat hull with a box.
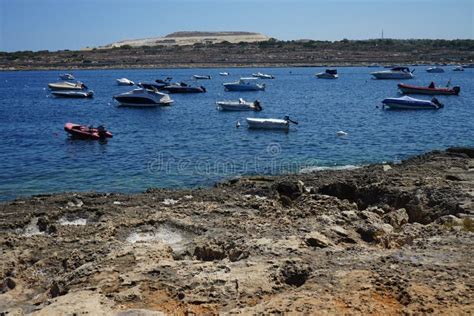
[224,84,265,91]
[316,73,338,79]
[48,82,86,90]
[371,73,414,79]
[246,118,289,130]
[398,84,460,95]
[382,97,443,110]
[52,91,93,98]
[217,102,259,111]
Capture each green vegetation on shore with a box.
[1,38,474,70]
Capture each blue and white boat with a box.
[223,78,265,91]
[382,96,443,110]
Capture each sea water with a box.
[1,67,472,200]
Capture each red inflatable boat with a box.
[64,123,113,140]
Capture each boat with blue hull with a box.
[382,96,443,110]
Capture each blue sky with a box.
[0,0,472,52]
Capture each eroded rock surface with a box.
[1,148,473,314]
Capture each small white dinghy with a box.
[219,72,229,76]
[193,75,211,79]
[246,116,298,130]
[59,73,75,80]
[216,98,262,111]
[116,78,135,86]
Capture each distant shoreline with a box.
[2,39,472,71]
[0,62,467,72]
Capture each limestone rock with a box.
[304,232,333,248]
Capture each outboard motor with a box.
[254,100,262,111]
[200,86,206,92]
[453,86,461,95]
[284,116,298,125]
[431,98,444,108]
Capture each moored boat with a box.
[426,67,444,73]
[64,123,112,140]
[382,96,443,110]
[113,88,174,107]
[371,67,414,79]
[219,72,229,76]
[59,73,75,80]
[246,116,298,130]
[138,81,167,90]
[162,82,206,93]
[193,75,211,80]
[398,83,460,95]
[452,66,464,72]
[216,98,262,111]
[252,72,275,79]
[224,78,265,91]
[48,81,88,91]
[461,63,474,68]
[52,90,94,98]
[316,69,338,79]
[116,78,135,86]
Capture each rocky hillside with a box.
[1,148,473,314]
[99,31,270,49]
[2,39,473,70]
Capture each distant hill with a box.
[99,31,270,49]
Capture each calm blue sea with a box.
[0,67,473,200]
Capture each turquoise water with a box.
[1,67,473,200]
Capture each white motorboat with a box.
[246,116,298,130]
[426,67,444,73]
[224,78,265,91]
[461,63,474,68]
[116,78,135,86]
[371,67,414,79]
[113,88,174,107]
[252,72,275,79]
[48,81,88,91]
[52,90,94,98]
[382,96,443,110]
[453,66,464,72]
[193,75,211,80]
[59,73,75,80]
[316,69,338,79]
[216,98,262,111]
[219,72,229,76]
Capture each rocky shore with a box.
[1,148,473,315]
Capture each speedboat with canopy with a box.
[382,96,443,110]
[59,73,75,80]
[216,98,262,111]
[316,69,338,79]
[224,78,265,91]
[371,67,414,79]
[113,88,174,107]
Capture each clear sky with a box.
[0,0,472,52]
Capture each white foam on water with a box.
[126,226,185,251]
[22,217,44,237]
[299,164,360,173]
[58,217,87,226]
